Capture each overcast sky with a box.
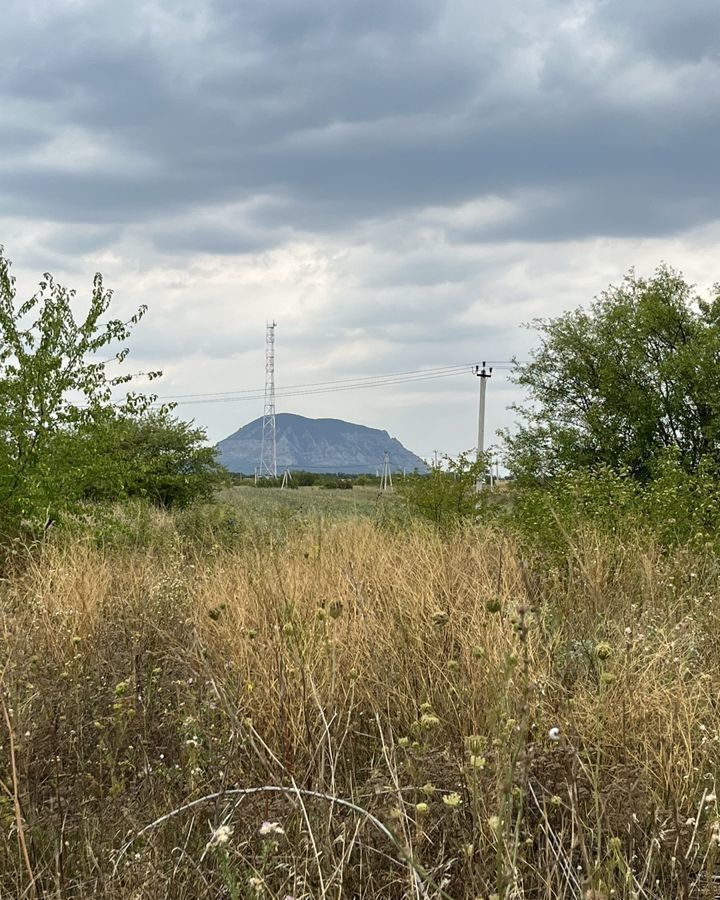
[2,0,720,459]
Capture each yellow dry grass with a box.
[1,516,719,898]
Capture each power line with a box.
[152,363,482,401]
[77,360,522,410]
[156,362,519,407]
[169,369,467,406]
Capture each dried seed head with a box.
[419,712,441,729]
[596,641,612,660]
[328,600,343,620]
[465,735,484,754]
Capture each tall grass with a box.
[1,513,719,898]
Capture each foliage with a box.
[0,248,221,534]
[320,477,353,489]
[0,248,162,530]
[70,411,227,508]
[505,265,720,480]
[229,470,384,488]
[500,449,720,561]
[398,450,490,527]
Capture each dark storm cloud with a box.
[591,0,720,62]
[1,0,719,249]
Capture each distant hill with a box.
[216,413,428,475]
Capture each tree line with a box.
[3,244,719,539]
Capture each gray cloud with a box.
[2,0,720,456]
[2,0,718,243]
[592,0,720,62]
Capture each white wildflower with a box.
[548,727,561,742]
[208,824,233,846]
[442,792,462,809]
[259,820,285,837]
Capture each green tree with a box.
[0,248,161,528]
[504,266,720,480]
[72,411,226,508]
[0,248,220,532]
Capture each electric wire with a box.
[149,361,519,406]
[78,360,520,409]
[154,364,475,401]
[167,369,471,407]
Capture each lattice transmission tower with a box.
[259,321,277,478]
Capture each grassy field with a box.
[218,484,406,521]
[1,490,720,898]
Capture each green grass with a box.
[218,484,406,521]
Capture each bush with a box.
[398,451,490,528]
[499,449,720,559]
[321,478,353,490]
[74,411,226,508]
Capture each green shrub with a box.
[398,451,490,529]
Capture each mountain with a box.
[216,413,428,475]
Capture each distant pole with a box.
[380,451,393,492]
[474,362,492,492]
[280,467,292,490]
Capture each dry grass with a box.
[1,516,720,898]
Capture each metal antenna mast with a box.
[259,321,277,478]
